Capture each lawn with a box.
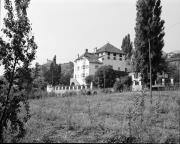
[21,91,180,143]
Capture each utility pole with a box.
[104,69,106,89]
[148,38,152,104]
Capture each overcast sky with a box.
[0,0,180,75]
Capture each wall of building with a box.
[73,52,132,86]
[129,72,142,91]
[98,52,129,71]
[89,63,102,75]
[73,57,90,85]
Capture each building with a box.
[70,42,131,86]
[129,72,142,91]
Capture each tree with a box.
[94,65,116,88]
[134,0,165,86]
[85,75,95,85]
[0,0,37,142]
[31,62,47,91]
[114,76,132,92]
[34,62,40,79]
[121,34,133,59]
[60,62,74,86]
[44,55,61,86]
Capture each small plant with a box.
[62,91,77,97]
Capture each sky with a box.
[0,0,180,74]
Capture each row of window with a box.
[75,67,128,78]
[76,65,127,72]
[76,65,99,71]
[101,56,123,61]
[75,73,88,78]
[76,65,88,70]
[118,67,127,72]
[98,52,123,57]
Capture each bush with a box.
[105,134,138,143]
[113,76,132,92]
[29,90,56,99]
[113,81,123,92]
[62,91,77,97]
[101,88,113,94]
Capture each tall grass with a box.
[21,90,180,143]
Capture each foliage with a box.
[166,61,180,83]
[134,0,165,85]
[0,0,37,142]
[113,76,132,92]
[31,62,47,92]
[121,34,133,59]
[60,72,72,86]
[44,55,61,86]
[60,62,74,86]
[85,75,95,85]
[94,65,116,88]
[33,62,40,79]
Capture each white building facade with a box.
[70,43,131,86]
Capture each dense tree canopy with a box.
[94,65,116,88]
[44,55,61,86]
[134,0,165,85]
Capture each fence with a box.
[47,85,92,94]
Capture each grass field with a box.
[21,91,180,143]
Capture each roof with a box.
[75,52,102,64]
[96,42,124,54]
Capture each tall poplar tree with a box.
[44,55,61,86]
[0,0,37,142]
[134,0,165,85]
[121,34,133,59]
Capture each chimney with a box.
[85,49,88,53]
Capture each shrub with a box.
[113,80,123,92]
[105,134,138,143]
[29,90,56,99]
[62,91,77,97]
[113,76,132,92]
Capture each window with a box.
[82,73,85,77]
[95,65,99,69]
[82,65,85,69]
[125,68,127,72]
[108,56,110,59]
[135,81,139,85]
[113,53,116,60]
[118,67,120,71]
[109,65,113,69]
[119,54,122,57]
[108,52,110,56]
[134,73,138,79]
[119,57,122,61]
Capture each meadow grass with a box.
[21,90,180,143]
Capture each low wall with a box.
[47,85,91,94]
